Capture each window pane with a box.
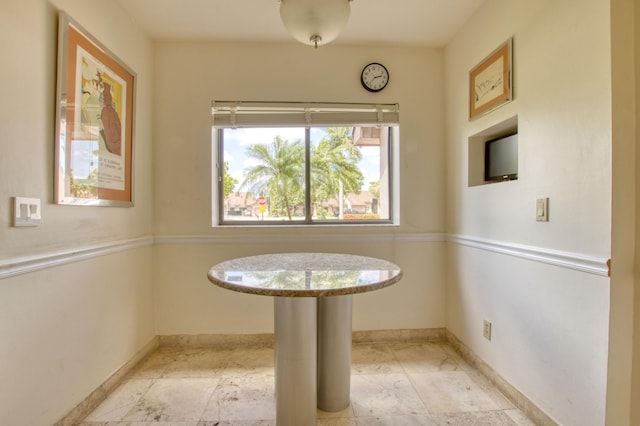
[310,127,389,221]
[354,126,390,221]
[221,127,306,222]
[219,126,392,225]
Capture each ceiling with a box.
[116,0,486,47]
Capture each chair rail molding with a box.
[447,233,610,277]
[0,236,154,280]
[1,233,610,278]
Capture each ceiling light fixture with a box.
[279,0,352,48]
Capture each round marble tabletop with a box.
[207,253,403,297]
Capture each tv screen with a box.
[485,133,518,181]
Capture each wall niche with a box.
[468,115,518,187]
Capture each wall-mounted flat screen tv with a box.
[485,133,518,181]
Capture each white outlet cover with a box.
[14,197,42,227]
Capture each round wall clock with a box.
[361,62,389,92]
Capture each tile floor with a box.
[80,341,536,425]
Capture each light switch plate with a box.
[14,197,42,227]
[483,320,492,341]
[536,197,549,222]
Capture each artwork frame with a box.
[55,11,136,206]
[469,38,513,120]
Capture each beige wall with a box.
[1,0,636,425]
[0,1,155,258]
[609,0,637,423]
[152,43,445,236]
[0,1,155,424]
[632,0,640,423]
[445,0,613,424]
[152,42,448,334]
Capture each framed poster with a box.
[469,38,513,120]
[55,11,136,206]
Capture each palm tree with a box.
[239,136,304,220]
[311,127,364,218]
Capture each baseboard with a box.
[158,328,446,348]
[159,333,275,348]
[352,327,446,344]
[445,330,559,426]
[54,336,159,426]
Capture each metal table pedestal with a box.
[274,294,353,425]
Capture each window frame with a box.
[211,102,400,227]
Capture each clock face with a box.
[361,63,389,92]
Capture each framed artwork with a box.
[55,11,136,206]
[469,38,513,120]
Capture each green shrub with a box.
[343,213,380,220]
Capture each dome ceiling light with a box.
[279,0,353,48]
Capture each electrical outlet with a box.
[483,320,492,341]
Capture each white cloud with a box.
[243,157,263,168]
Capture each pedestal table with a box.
[207,253,403,426]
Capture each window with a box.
[212,102,399,226]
